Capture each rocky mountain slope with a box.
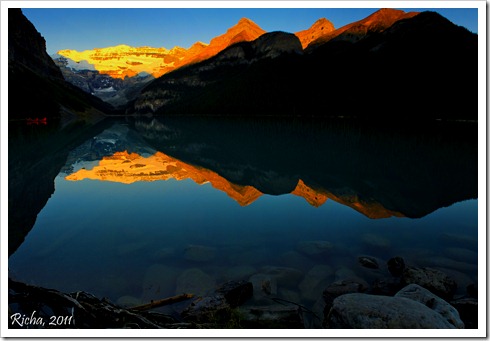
[127,9,477,121]
[306,8,418,49]
[8,8,114,120]
[52,54,155,108]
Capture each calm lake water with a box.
[8,116,478,327]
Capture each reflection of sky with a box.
[21,7,479,54]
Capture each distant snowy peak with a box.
[51,53,97,71]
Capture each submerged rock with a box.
[299,265,333,301]
[216,280,253,308]
[223,265,257,281]
[387,256,405,277]
[183,244,216,262]
[297,240,334,257]
[358,256,379,269]
[142,264,179,301]
[402,266,457,300]
[175,268,216,297]
[181,280,253,325]
[259,266,303,288]
[249,273,278,301]
[361,233,391,251]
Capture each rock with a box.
[387,256,405,277]
[334,267,357,281]
[450,297,478,329]
[181,294,230,324]
[175,268,216,297]
[322,277,370,319]
[280,251,313,270]
[371,277,404,296]
[395,284,464,328]
[434,268,475,296]
[180,280,253,326]
[249,273,278,301]
[299,265,333,301]
[183,244,216,262]
[223,265,256,281]
[278,289,301,304]
[297,240,334,257]
[142,264,179,301]
[361,233,391,251]
[239,304,305,328]
[325,293,458,328]
[216,280,253,307]
[259,266,303,288]
[402,266,457,300]
[358,256,379,269]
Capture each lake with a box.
[8,116,479,328]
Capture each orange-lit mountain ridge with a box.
[307,8,419,48]
[56,16,340,80]
[57,18,267,80]
[65,150,405,218]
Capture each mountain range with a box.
[56,16,328,80]
[9,8,478,121]
[126,8,477,119]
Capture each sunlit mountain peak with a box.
[58,44,182,79]
[295,18,335,48]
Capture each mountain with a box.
[58,44,187,79]
[55,18,267,107]
[127,9,477,121]
[306,8,419,49]
[56,18,266,81]
[8,8,113,120]
[131,31,302,114]
[52,54,155,108]
[180,17,267,66]
[295,18,335,49]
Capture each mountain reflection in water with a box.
[65,150,403,218]
[8,116,478,328]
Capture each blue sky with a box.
[20,7,478,55]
